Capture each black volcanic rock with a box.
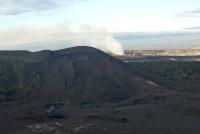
[0,46,157,102]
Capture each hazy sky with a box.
[1,0,200,32]
[0,0,200,52]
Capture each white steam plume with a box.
[0,24,124,55]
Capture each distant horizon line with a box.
[1,46,200,51]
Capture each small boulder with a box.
[46,103,66,119]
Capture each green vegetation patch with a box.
[0,59,42,97]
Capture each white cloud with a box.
[0,24,124,55]
[178,8,200,17]
[0,0,84,15]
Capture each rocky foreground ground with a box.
[1,89,200,134]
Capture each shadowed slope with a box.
[0,46,159,102]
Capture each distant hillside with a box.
[125,49,200,56]
[0,46,158,102]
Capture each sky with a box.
[0,0,200,52]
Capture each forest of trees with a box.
[129,61,200,93]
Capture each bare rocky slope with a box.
[0,46,157,102]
